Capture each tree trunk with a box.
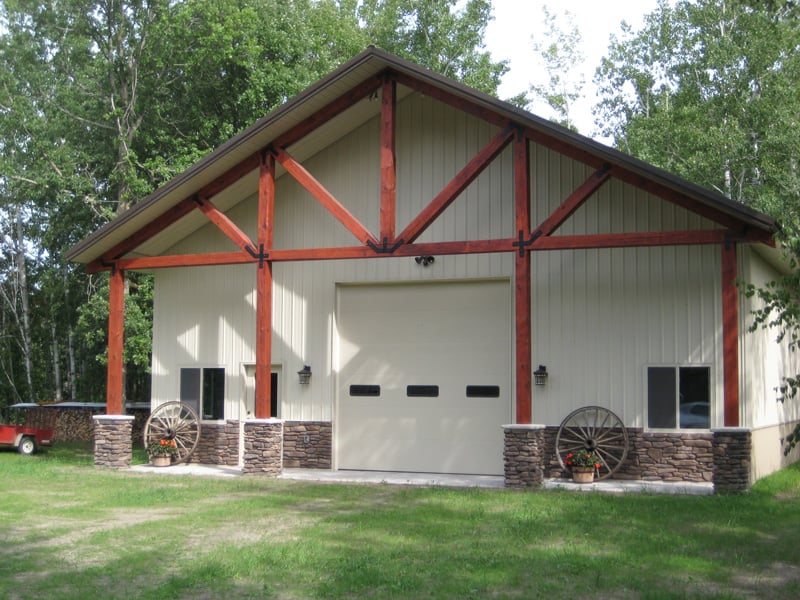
[68,326,77,402]
[51,320,62,402]
[12,207,34,403]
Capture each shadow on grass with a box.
[1,454,799,599]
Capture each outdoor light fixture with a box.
[533,365,548,386]
[297,365,312,385]
[415,255,435,267]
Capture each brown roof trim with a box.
[67,47,777,262]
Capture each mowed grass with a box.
[1,444,799,599]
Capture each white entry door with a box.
[337,280,511,475]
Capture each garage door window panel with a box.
[350,385,381,397]
[466,385,500,398]
[407,385,439,397]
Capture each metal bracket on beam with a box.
[246,244,269,268]
[99,259,117,274]
[512,230,543,257]
[367,237,404,254]
[724,229,747,250]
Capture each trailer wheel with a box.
[18,436,36,455]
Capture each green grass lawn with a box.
[1,444,799,599]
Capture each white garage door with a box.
[337,280,511,475]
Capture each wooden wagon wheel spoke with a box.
[148,420,170,437]
[558,430,588,445]
[143,402,202,465]
[594,431,626,444]
[555,406,629,480]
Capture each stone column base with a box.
[503,424,546,488]
[243,419,283,476]
[93,415,135,468]
[712,428,752,494]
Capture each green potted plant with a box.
[564,448,601,483]
[148,438,178,466]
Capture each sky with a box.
[484,0,664,139]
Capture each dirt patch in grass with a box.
[1,507,181,560]
[733,562,800,596]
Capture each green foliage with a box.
[527,7,585,130]
[0,0,502,408]
[595,0,800,449]
[356,0,507,94]
[594,0,800,221]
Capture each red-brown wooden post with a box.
[255,152,275,419]
[380,76,396,243]
[106,267,125,415]
[722,242,740,427]
[514,131,532,424]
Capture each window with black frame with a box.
[180,367,225,420]
[647,366,710,429]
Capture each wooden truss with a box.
[98,70,773,426]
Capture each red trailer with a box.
[0,404,55,455]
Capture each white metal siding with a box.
[530,245,722,427]
[740,247,800,429]
[151,264,256,420]
[152,91,729,432]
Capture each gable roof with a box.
[67,46,778,264]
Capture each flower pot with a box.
[151,455,171,467]
[572,468,595,484]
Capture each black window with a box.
[647,366,710,429]
[181,367,225,420]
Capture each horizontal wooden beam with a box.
[106,229,771,271]
[274,148,379,247]
[397,125,515,245]
[268,239,515,262]
[115,251,256,271]
[531,229,748,250]
[195,196,256,253]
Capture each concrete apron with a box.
[127,464,713,495]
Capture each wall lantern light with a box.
[415,255,435,267]
[533,365,548,386]
[297,365,312,385]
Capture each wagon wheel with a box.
[555,406,629,480]
[143,402,201,465]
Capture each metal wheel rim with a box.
[143,402,201,465]
[555,405,629,480]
